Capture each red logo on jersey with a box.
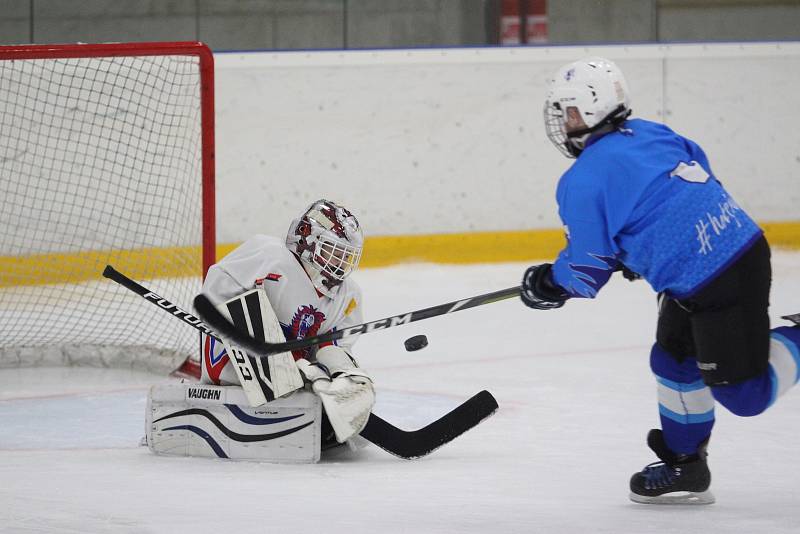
[288,305,326,360]
[255,273,282,285]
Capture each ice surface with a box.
[2,253,799,533]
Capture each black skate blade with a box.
[629,490,715,505]
[781,313,800,326]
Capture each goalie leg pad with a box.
[146,383,322,463]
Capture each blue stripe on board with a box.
[163,425,228,458]
[658,404,715,424]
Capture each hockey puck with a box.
[404,335,428,352]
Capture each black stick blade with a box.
[360,390,498,460]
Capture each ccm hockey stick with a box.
[194,285,520,357]
[104,265,499,459]
[195,294,500,459]
[194,288,500,459]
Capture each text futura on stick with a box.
[143,291,216,337]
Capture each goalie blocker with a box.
[210,288,304,406]
[147,383,324,463]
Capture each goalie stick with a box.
[194,285,520,357]
[103,265,499,459]
[362,390,498,459]
[103,264,218,341]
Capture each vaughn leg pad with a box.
[147,383,322,463]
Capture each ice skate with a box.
[629,429,714,505]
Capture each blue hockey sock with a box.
[650,344,715,455]
[766,327,800,401]
[711,327,800,415]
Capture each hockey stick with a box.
[104,265,300,402]
[103,264,219,341]
[195,291,501,458]
[362,390,498,459]
[103,265,499,459]
[194,285,520,357]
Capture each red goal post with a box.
[0,41,215,376]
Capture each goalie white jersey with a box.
[200,234,363,385]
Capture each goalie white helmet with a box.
[544,57,631,158]
[286,199,363,297]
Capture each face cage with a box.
[544,101,631,158]
[543,101,578,158]
[312,237,362,282]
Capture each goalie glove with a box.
[296,345,375,443]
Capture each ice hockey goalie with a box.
[147,200,374,463]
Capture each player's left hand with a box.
[521,263,569,310]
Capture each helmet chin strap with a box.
[565,105,632,156]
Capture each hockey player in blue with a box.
[520,57,800,504]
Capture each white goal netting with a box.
[0,43,214,375]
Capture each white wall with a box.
[214,43,800,243]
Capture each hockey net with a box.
[0,42,215,376]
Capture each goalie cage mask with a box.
[286,199,363,298]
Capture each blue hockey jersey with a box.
[551,118,762,299]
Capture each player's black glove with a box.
[520,263,569,310]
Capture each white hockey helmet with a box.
[286,199,363,297]
[544,57,631,158]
